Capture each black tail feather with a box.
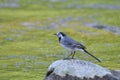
[83,49,102,62]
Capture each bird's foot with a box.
[63,57,75,60]
[63,57,71,60]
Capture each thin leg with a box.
[66,51,73,58]
[72,51,75,59]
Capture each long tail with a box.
[83,49,101,62]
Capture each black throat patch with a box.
[59,37,61,43]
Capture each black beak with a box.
[53,33,57,36]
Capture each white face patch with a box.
[57,32,64,38]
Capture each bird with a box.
[54,32,101,62]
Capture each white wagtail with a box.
[54,32,101,62]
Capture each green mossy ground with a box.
[0,0,120,80]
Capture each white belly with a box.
[61,44,83,52]
[61,44,73,51]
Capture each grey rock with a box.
[44,59,119,80]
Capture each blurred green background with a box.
[0,0,120,80]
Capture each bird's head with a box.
[54,32,66,38]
